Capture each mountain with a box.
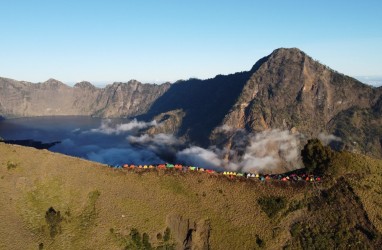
[0,48,381,157]
[0,78,170,118]
[1,142,382,249]
[140,48,382,158]
[215,48,382,157]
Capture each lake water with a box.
[0,116,173,165]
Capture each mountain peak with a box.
[271,47,304,55]
[250,47,307,73]
[268,47,308,62]
[42,78,65,86]
[74,81,96,89]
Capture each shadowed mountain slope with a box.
[138,72,252,146]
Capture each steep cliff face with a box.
[0,78,81,117]
[215,48,381,157]
[221,48,378,136]
[93,81,170,118]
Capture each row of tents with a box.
[108,163,322,182]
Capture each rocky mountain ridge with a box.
[1,48,381,157]
[0,77,170,118]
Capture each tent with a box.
[175,164,183,170]
[157,164,166,169]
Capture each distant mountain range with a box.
[355,76,382,87]
[1,48,381,158]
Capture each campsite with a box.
[109,163,323,184]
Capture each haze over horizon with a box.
[1,0,381,86]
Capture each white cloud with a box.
[318,132,341,146]
[89,119,157,135]
[176,129,302,173]
[176,146,226,170]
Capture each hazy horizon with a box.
[2,73,382,88]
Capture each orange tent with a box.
[157,164,166,169]
[175,164,183,170]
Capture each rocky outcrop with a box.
[166,214,210,250]
[146,109,186,136]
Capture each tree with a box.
[301,139,333,175]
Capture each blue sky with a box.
[0,0,381,85]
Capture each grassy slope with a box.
[0,143,381,249]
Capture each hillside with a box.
[1,143,381,249]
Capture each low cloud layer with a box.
[90,119,157,135]
[176,128,302,173]
[52,119,166,165]
[60,121,304,172]
[1,117,310,173]
[318,132,341,146]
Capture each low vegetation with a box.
[45,207,63,238]
[0,142,381,249]
[257,196,287,218]
[301,138,334,176]
[6,160,17,170]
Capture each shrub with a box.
[130,228,142,248]
[258,196,287,218]
[7,161,17,170]
[142,233,152,250]
[45,207,63,238]
[163,227,171,242]
[256,234,265,248]
[301,139,333,175]
[156,233,162,240]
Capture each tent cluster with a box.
[244,173,321,182]
[112,163,217,174]
[108,163,322,183]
